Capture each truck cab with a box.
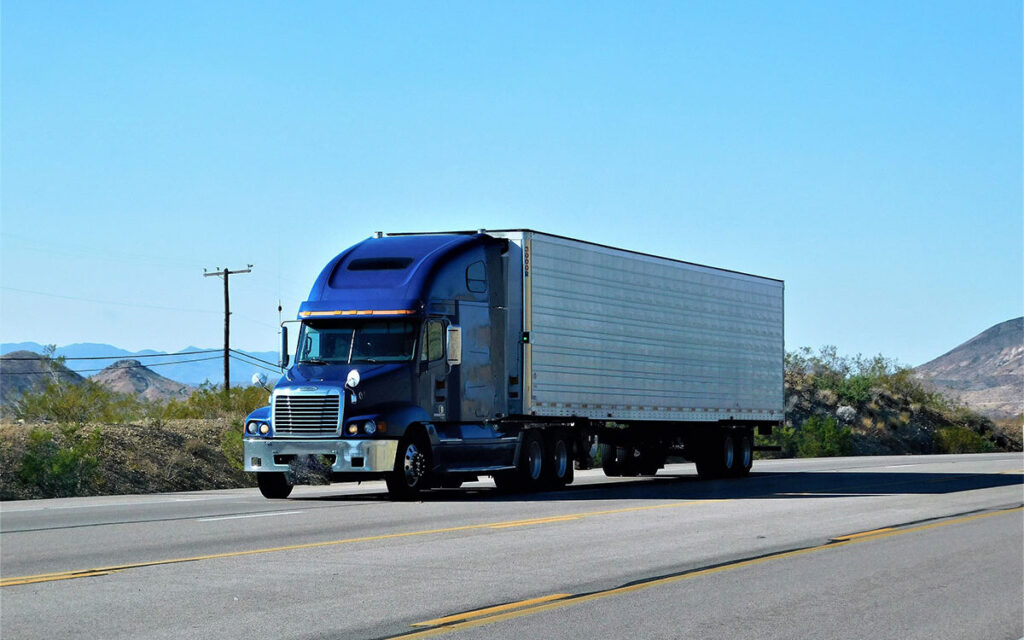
[243,232,523,499]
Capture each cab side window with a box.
[421,320,445,361]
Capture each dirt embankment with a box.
[0,419,255,501]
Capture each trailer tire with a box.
[257,472,293,499]
[733,432,753,477]
[545,430,573,488]
[386,432,432,500]
[638,445,666,476]
[695,432,737,480]
[599,443,621,476]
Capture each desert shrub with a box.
[760,416,852,458]
[219,428,245,471]
[798,415,852,457]
[18,424,102,497]
[157,383,270,421]
[837,375,874,406]
[15,380,142,425]
[935,426,996,454]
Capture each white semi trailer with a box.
[245,230,784,499]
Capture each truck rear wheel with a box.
[257,472,293,499]
[519,430,547,490]
[386,433,432,500]
[545,430,574,488]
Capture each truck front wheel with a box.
[257,472,293,499]
[386,434,432,500]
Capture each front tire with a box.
[386,433,432,500]
[257,472,293,499]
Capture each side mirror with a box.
[446,325,462,366]
[251,372,269,390]
[280,325,290,369]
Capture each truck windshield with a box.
[297,320,418,364]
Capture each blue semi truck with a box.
[243,230,784,499]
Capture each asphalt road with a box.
[1,454,1021,640]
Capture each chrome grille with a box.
[273,394,341,437]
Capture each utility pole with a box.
[204,265,252,394]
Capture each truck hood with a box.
[281,362,406,387]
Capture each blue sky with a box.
[2,1,1021,366]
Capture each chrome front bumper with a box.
[244,438,398,473]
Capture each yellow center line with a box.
[0,499,719,588]
[489,515,583,529]
[388,505,1024,640]
[0,570,118,586]
[830,527,895,541]
[411,594,572,627]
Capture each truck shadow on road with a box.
[292,468,1022,503]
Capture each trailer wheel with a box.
[695,432,736,479]
[257,472,293,499]
[733,432,753,477]
[545,430,574,488]
[599,443,621,476]
[638,445,667,476]
[386,432,432,500]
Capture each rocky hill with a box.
[90,359,193,401]
[0,351,85,407]
[915,317,1023,420]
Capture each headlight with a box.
[259,424,270,435]
[246,421,258,435]
[363,420,377,435]
[346,424,359,435]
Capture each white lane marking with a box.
[197,511,304,522]
[0,496,223,513]
[884,463,922,468]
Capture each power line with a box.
[228,353,281,374]
[228,349,280,368]
[0,349,221,361]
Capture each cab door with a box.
[419,318,453,422]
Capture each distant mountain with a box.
[90,360,194,402]
[0,350,85,406]
[0,342,280,387]
[915,317,1023,420]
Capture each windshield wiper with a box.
[299,359,329,365]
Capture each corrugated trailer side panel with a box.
[519,232,783,422]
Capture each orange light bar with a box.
[299,309,417,318]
